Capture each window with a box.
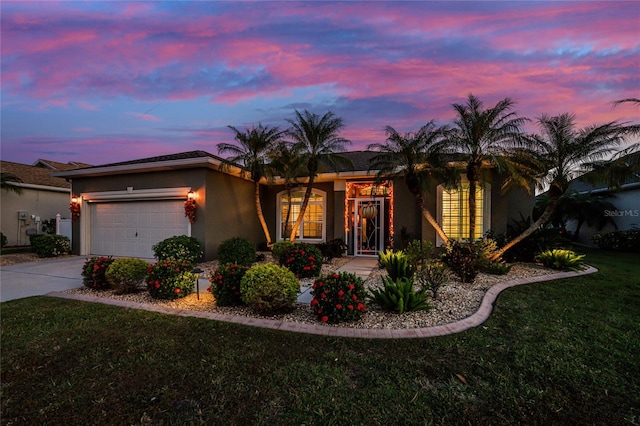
[438,183,490,241]
[277,189,325,241]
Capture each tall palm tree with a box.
[367,122,451,244]
[444,94,530,240]
[268,141,306,239]
[286,110,351,242]
[218,124,285,246]
[492,113,633,259]
[1,172,23,195]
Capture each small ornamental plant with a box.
[280,243,322,278]
[240,263,300,314]
[81,256,115,290]
[146,258,196,300]
[208,263,249,306]
[105,257,149,294]
[152,235,202,265]
[311,272,367,324]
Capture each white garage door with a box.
[90,201,189,259]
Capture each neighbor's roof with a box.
[1,160,76,189]
[32,159,93,171]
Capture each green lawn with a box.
[2,249,639,425]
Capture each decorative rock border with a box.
[48,265,598,339]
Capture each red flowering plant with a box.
[184,199,196,224]
[81,256,114,290]
[310,272,367,324]
[208,263,249,306]
[280,243,322,278]
[146,258,196,300]
[70,201,81,222]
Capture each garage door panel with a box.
[91,201,189,258]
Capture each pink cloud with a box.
[127,112,162,122]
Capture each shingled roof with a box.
[1,161,73,189]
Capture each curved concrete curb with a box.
[48,265,598,339]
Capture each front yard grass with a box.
[1,249,638,425]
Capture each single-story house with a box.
[52,150,535,260]
[1,159,91,246]
[565,152,640,245]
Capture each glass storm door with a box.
[354,198,384,256]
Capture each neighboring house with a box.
[52,150,535,261]
[1,159,91,246]
[565,154,640,245]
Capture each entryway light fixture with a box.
[187,190,196,201]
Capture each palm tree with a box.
[612,98,640,108]
[444,94,531,240]
[1,172,23,195]
[268,141,306,239]
[367,122,451,244]
[492,113,634,259]
[286,110,351,242]
[218,124,285,246]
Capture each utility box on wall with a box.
[18,211,28,220]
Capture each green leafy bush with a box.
[105,258,150,294]
[146,258,196,300]
[152,235,202,265]
[482,261,513,275]
[280,243,322,278]
[1,232,7,248]
[369,276,430,314]
[29,234,70,258]
[240,263,300,314]
[311,272,367,323]
[41,218,56,235]
[377,249,396,269]
[316,238,347,260]
[81,256,115,290]
[217,237,256,267]
[535,249,586,271]
[271,241,293,264]
[441,240,482,283]
[209,263,249,306]
[592,229,640,252]
[384,251,415,281]
[414,261,450,299]
[404,239,434,270]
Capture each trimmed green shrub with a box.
[105,258,150,294]
[384,251,415,281]
[311,272,367,323]
[280,243,322,278]
[81,256,115,290]
[404,239,434,270]
[316,238,347,260]
[414,261,450,299]
[209,263,249,306]
[240,263,300,314]
[369,276,430,314]
[146,258,196,300]
[29,234,70,258]
[441,240,482,283]
[271,241,293,264]
[152,235,202,265]
[592,229,640,252]
[535,249,586,271]
[217,237,256,267]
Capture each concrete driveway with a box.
[0,256,86,302]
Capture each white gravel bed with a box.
[63,257,557,330]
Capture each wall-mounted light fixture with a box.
[184,190,196,224]
[70,196,81,222]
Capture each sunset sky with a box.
[1,1,638,166]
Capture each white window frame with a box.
[436,182,491,246]
[276,188,326,242]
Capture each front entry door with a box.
[354,198,384,256]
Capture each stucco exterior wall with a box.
[1,188,70,246]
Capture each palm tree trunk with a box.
[490,196,559,260]
[414,190,450,245]
[283,185,293,239]
[289,176,315,242]
[468,180,477,240]
[254,181,272,247]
